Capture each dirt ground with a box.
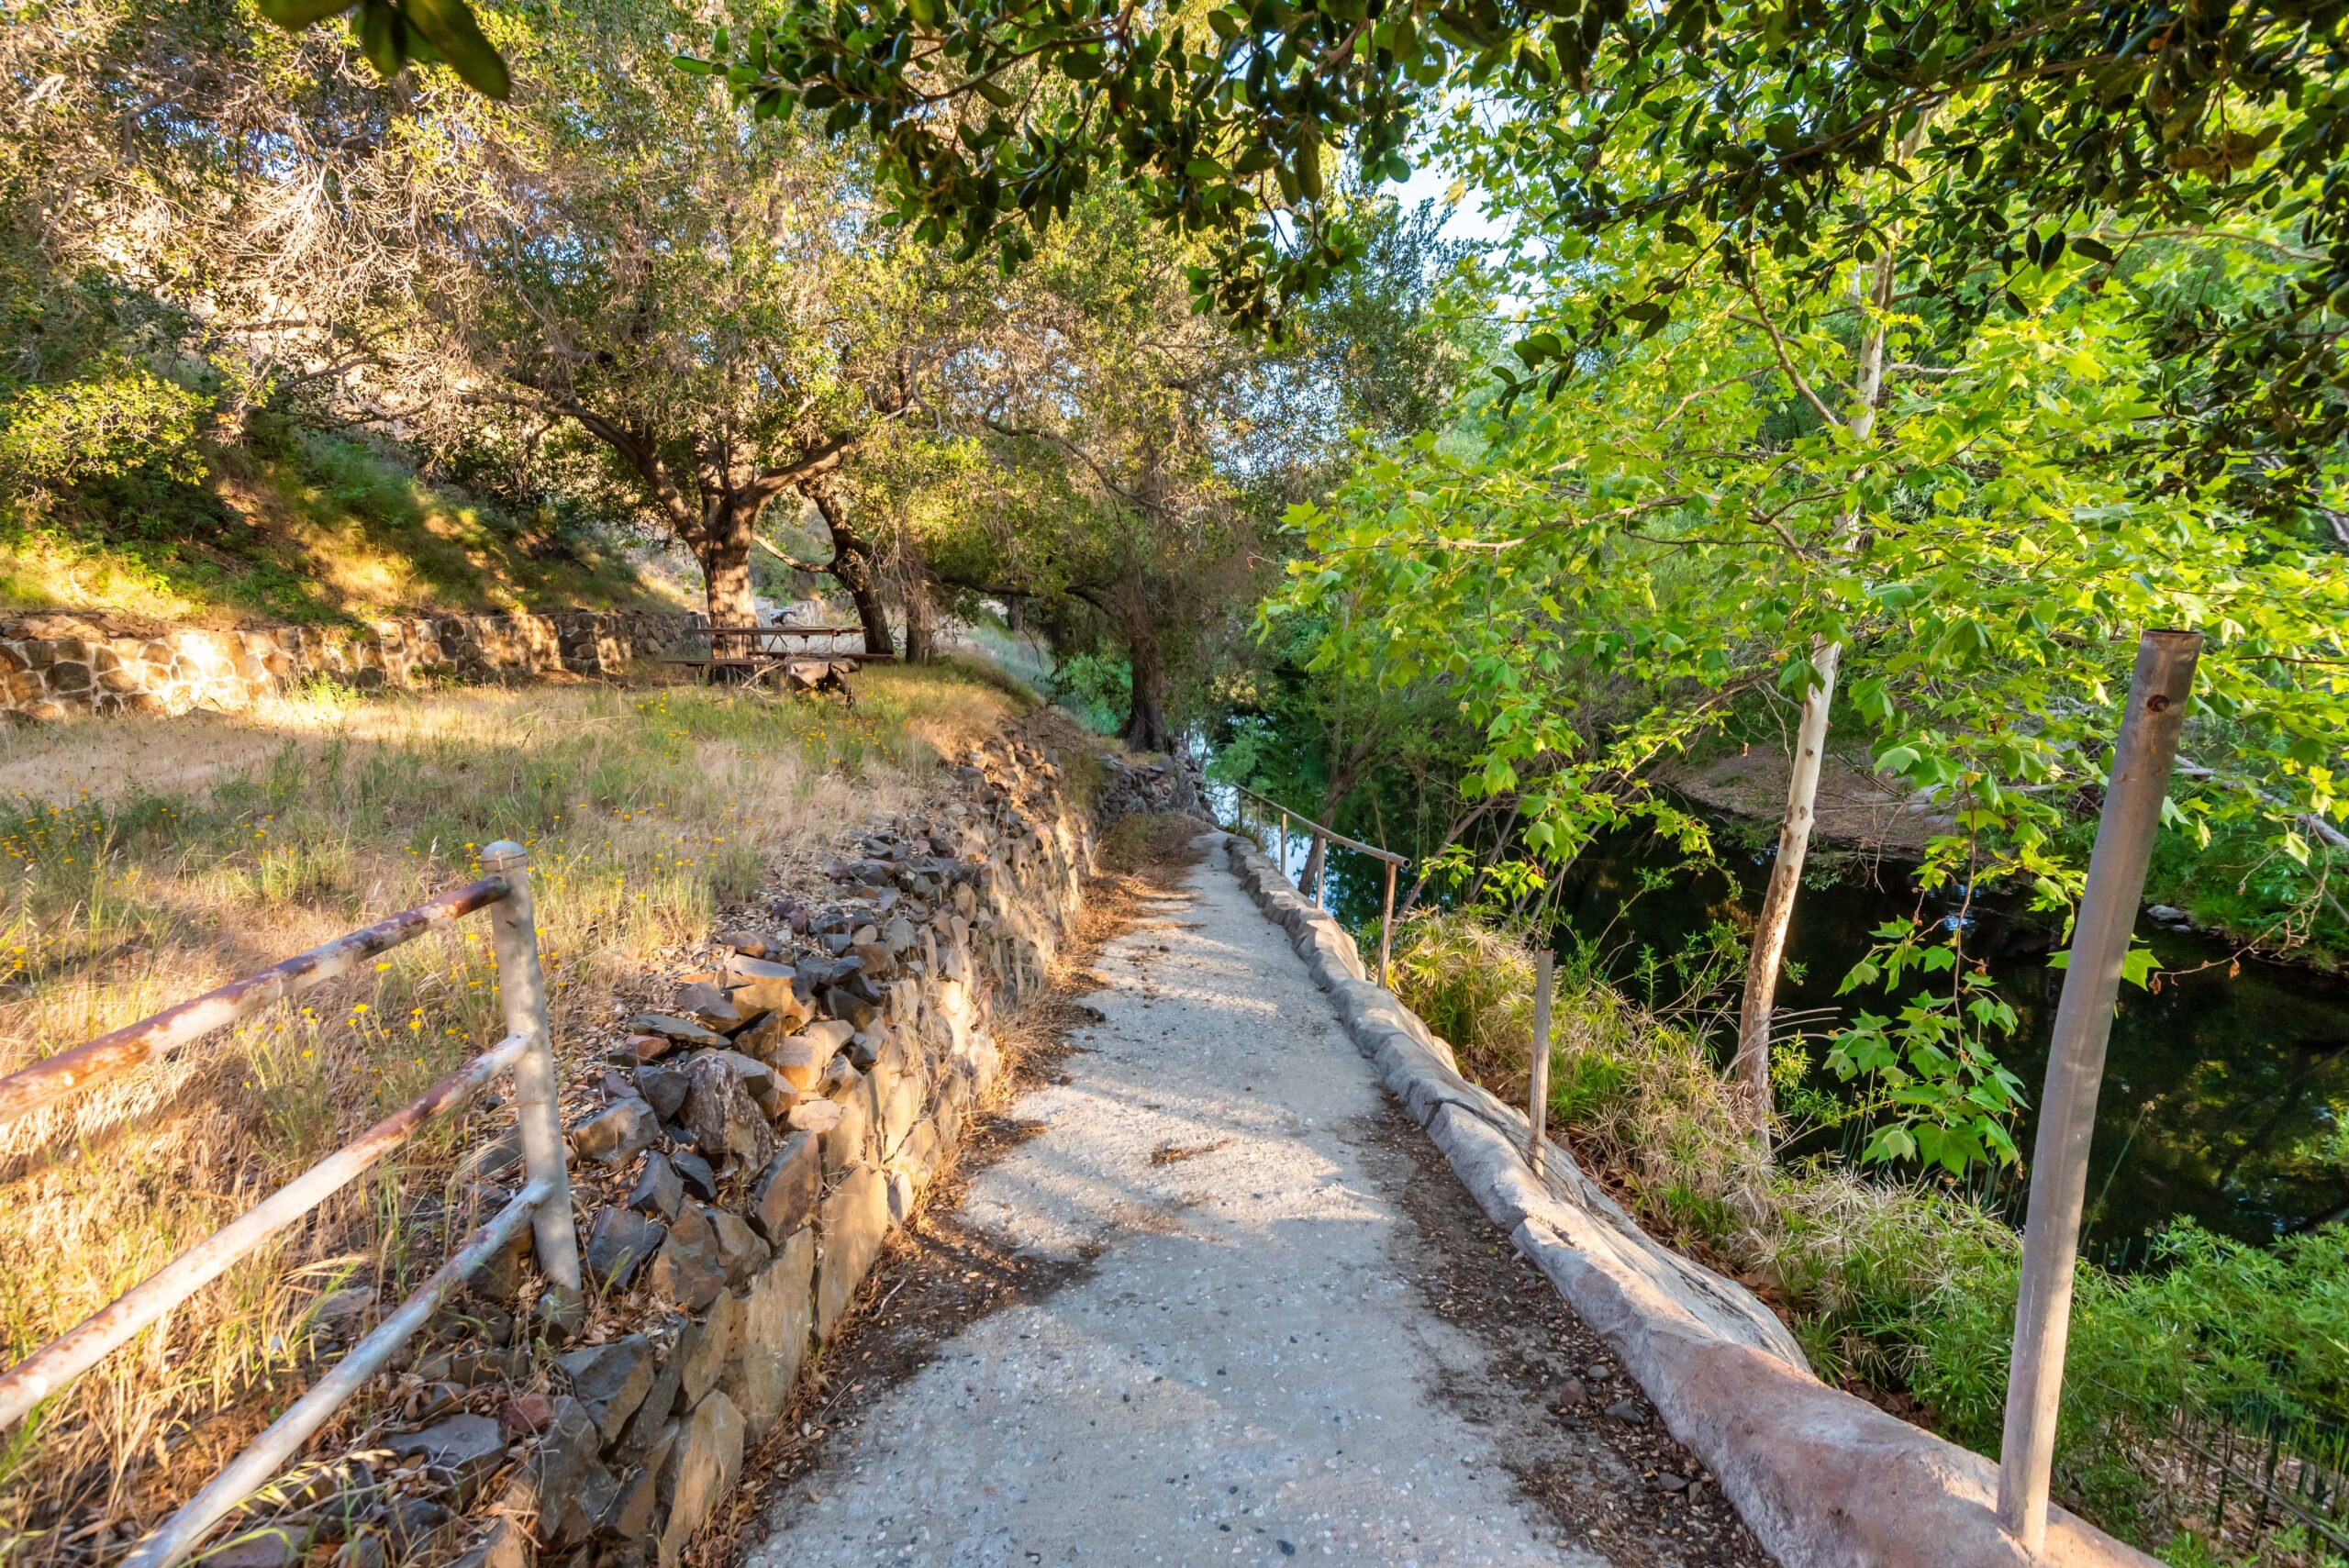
[1353,1106,1773,1565]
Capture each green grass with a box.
[1385,907,2349,1563]
[0,430,690,628]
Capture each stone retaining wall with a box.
[184,730,1195,1568]
[1208,828,2161,1568]
[0,608,704,721]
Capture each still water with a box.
[1299,825,2349,1254]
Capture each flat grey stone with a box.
[658,1392,743,1567]
[571,1097,659,1165]
[387,1414,505,1504]
[748,1132,820,1243]
[554,1335,655,1441]
[627,1151,685,1220]
[585,1206,665,1292]
[645,1205,729,1312]
[627,1012,731,1047]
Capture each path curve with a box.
[740,857,1611,1567]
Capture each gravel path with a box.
[737,861,1624,1568]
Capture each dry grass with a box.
[0,663,1016,1555]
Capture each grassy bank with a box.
[1385,907,2349,1565]
[0,430,690,628]
[0,663,1019,1553]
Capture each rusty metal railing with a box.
[1227,784,1408,988]
[0,840,579,1568]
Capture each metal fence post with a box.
[1997,629,2199,1549]
[1378,860,1397,990]
[1527,950,1554,1176]
[480,840,581,1294]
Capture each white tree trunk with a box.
[1733,639,1842,1118]
[1730,241,1898,1129]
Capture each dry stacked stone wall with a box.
[194,733,1197,1568]
[0,608,702,721]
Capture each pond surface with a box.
[1293,822,2349,1256]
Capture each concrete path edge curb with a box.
[1193,829,2161,1568]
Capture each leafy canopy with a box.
[656,0,2349,497]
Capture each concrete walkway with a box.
[740,861,1609,1568]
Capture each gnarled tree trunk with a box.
[808,481,895,658]
[901,559,938,664]
[1121,626,1173,753]
[693,495,761,627]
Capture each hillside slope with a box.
[0,430,696,628]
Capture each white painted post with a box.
[480,840,581,1294]
[1997,630,2200,1548]
[1526,950,1555,1175]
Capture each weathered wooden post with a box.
[1278,810,1289,886]
[1312,831,1329,908]
[1378,860,1398,990]
[1997,629,2199,1549]
[1527,949,1555,1176]
[481,840,582,1295]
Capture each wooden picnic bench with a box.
[662,624,896,703]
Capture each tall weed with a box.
[1387,905,2349,1560]
[0,665,1014,1552]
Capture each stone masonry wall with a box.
[0,608,704,722]
[191,733,1197,1568]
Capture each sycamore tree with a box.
[1275,213,2349,1167]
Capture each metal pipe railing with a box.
[1229,784,1408,865]
[0,1032,529,1429]
[120,1183,553,1568]
[0,840,578,1568]
[0,875,510,1129]
[1226,784,1408,989]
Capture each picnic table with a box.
[662,623,895,702]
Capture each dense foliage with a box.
[1386,906,2349,1551]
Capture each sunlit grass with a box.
[0,663,1014,1551]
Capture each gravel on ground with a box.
[731,848,1772,1568]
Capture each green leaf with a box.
[398,0,510,97]
[357,0,405,79]
[257,0,359,29]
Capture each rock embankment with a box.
[189,731,1193,1568]
[0,608,700,721]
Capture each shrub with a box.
[0,360,209,490]
[1384,907,1538,1092]
[1388,906,2349,1557]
